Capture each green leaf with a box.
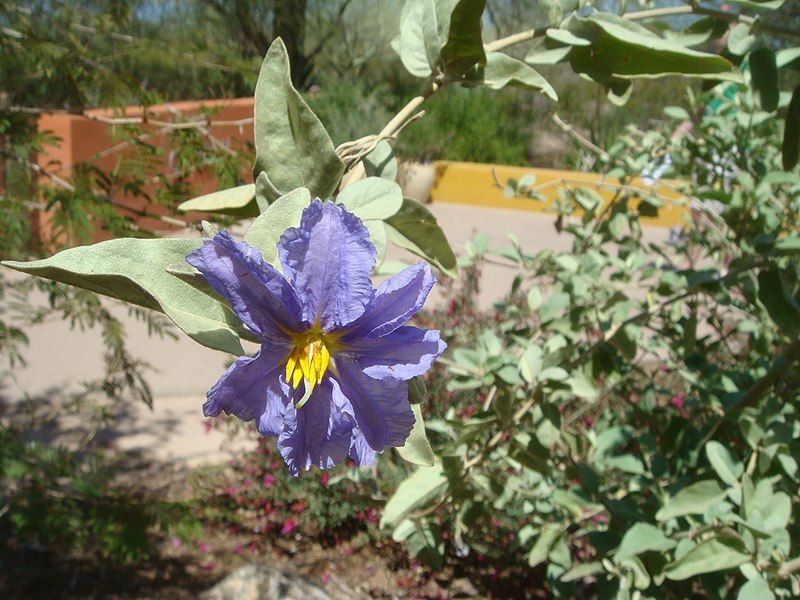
[519,344,543,384]
[524,38,572,65]
[705,441,744,487]
[615,523,677,562]
[396,404,435,467]
[664,537,750,580]
[395,0,439,77]
[528,525,562,567]
[243,187,311,267]
[561,561,604,582]
[656,480,726,521]
[757,266,800,337]
[385,198,457,276]
[2,239,245,355]
[727,0,784,8]
[439,0,487,79]
[177,184,257,217]
[783,83,800,171]
[776,47,800,69]
[737,576,775,600]
[408,376,428,404]
[365,220,387,264]
[664,17,728,48]
[567,11,741,84]
[728,23,756,56]
[395,0,486,80]
[337,177,403,221]
[363,140,398,180]
[381,464,447,529]
[253,38,344,202]
[465,52,557,100]
[750,48,779,112]
[546,28,591,47]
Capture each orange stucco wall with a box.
[34,97,256,243]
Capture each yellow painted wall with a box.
[431,161,687,228]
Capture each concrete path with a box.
[1,202,669,465]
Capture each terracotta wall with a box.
[34,97,255,243]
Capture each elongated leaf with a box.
[737,576,775,600]
[396,0,486,80]
[656,480,726,521]
[705,441,743,487]
[381,464,447,528]
[567,11,741,83]
[750,47,779,112]
[395,0,439,77]
[363,140,398,181]
[664,537,750,580]
[337,177,403,221]
[396,404,435,467]
[727,0,784,8]
[385,198,457,277]
[561,562,604,582]
[465,52,557,100]
[243,187,311,267]
[615,523,677,562]
[177,184,257,216]
[757,266,800,337]
[253,38,343,201]
[784,84,800,171]
[3,239,245,355]
[528,525,561,567]
[439,0,486,79]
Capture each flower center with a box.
[284,330,336,399]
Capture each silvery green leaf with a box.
[244,187,311,267]
[381,463,447,528]
[337,177,403,221]
[615,523,677,562]
[363,140,398,180]
[396,404,435,467]
[465,52,557,100]
[566,10,742,84]
[177,183,257,216]
[253,38,343,201]
[656,480,727,521]
[385,198,457,276]
[664,537,749,580]
[3,239,246,355]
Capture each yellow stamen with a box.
[284,329,339,400]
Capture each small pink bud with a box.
[281,518,297,535]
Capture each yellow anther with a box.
[284,332,338,398]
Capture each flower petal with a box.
[277,201,376,330]
[342,263,436,340]
[332,355,414,451]
[203,345,290,436]
[347,326,446,381]
[277,379,354,475]
[186,231,303,341]
[349,429,378,467]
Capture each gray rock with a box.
[201,564,331,600]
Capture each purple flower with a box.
[186,200,445,475]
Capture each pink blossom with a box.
[322,572,331,584]
[170,536,182,548]
[199,542,210,553]
[203,419,213,434]
[320,472,330,487]
[281,518,297,535]
[233,543,243,554]
[202,562,217,571]
[262,475,276,488]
